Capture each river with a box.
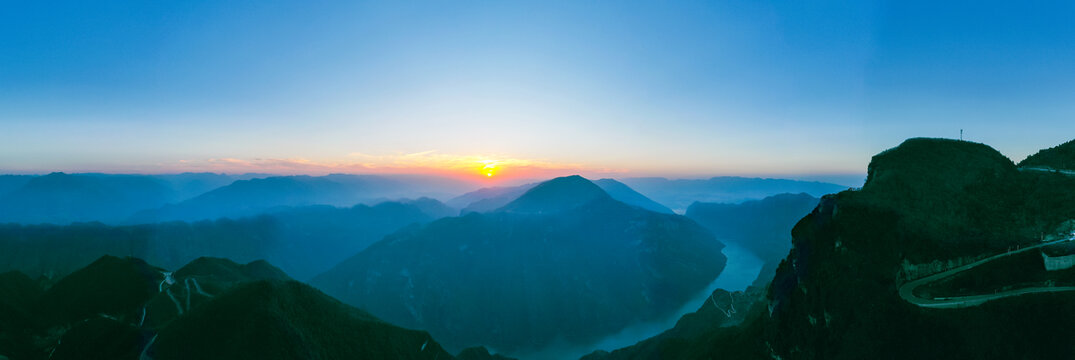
[517,241,764,359]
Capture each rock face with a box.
[313,176,727,354]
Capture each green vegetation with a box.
[761,138,1075,359]
[917,248,1075,298]
[151,280,452,360]
[37,256,162,326]
[1019,138,1075,170]
[0,255,460,360]
[590,138,1075,359]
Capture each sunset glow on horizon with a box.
[2,1,1073,186]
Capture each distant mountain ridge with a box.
[131,174,475,223]
[0,198,455,281]
[620,176,847,212]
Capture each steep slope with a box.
[37,256,163,326]
[620,176,847,212]
[0,271,43,359]
[313,176,726,355]
[1019,138,1075,171]
[148,280,453,360]
[593,179,675,214]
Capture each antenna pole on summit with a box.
[960,129,963,141]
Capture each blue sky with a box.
[2,1,1073,184]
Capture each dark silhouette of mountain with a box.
[142,257,294,328]
[593,179,675,214]
[174,257,290,283]
[592,138,1075,359]
[149,280,453,360]
[0,198,453,281]
[496,175,611,214]
[619,176,847,212]
[37,256,163,326]
[312,176,726,355]
[687,193,819,285]
[456,346,518,360]
[131,174,472,223]
[0,271,42,358]
[451,178,671,215]
[1,255,460,360]
[1019,138,1075,170]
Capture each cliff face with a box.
[765,138,1075,359]
[588,138,1075,360]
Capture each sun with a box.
[481,161,498,177]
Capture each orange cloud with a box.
[169,151,622,183]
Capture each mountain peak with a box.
[865,137,1015,193]
[496,175,611,214]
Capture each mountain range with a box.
[313,176,727,355]
[618,177,847,212]
[0,198,454,281]
[0,255,473,360]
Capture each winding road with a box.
[1020,167,1075,177]
[899,237,1075,309]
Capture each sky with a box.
[2,1,1074,185]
